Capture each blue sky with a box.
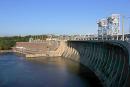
[0,0,130,36]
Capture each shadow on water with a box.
[28,57,103,87]
[77,64,103,87]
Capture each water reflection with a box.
[0,53,90,87]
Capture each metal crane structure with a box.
[97,14,120,40]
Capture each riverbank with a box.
[12,40,63,58]
[0,50,13,53]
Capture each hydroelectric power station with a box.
[12,14,130,87]
[12,38,130,87]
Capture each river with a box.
[0,53,92,87]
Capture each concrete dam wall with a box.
[61,41,130,87]
[13,40,130,87]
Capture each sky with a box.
[0,0,130,36]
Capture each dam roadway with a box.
[13,40,130,87]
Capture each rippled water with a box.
[0,53,90,87]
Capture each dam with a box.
[12,39,130,87]
[62,40,130,87]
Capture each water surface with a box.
[0,53,90,87]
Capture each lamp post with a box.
[127,17,130,34]
[122,16,130,41]
[122,16,124,41]
[129,23,130,34]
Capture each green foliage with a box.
[0,36,30,50]
[0,35,48,50]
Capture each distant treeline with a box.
[0,35,47,50]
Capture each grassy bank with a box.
[0,36,30,50]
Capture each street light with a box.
[122,16,125,41]
[127,17,130,34]
[122,16,130,41]
[129,21,130,34]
